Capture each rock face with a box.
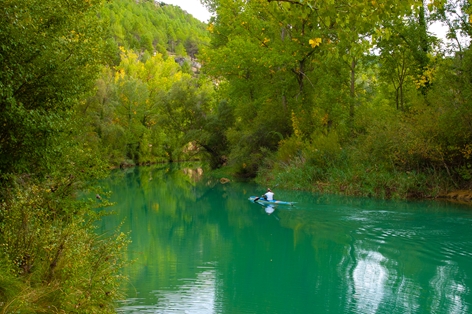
[439,190,472,204]
[174,57,186,66]
[174,56,201,73]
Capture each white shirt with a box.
[264,191,274,201]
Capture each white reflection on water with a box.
[343,246,424,314]
[430,262,469,314]
[119,270,218,313]
[352,250,387,313]
[391,276,420,313]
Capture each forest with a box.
[1,0,471,311]
[199,0,472,200]
[84,0,472,200]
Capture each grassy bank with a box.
[253,142,456,200]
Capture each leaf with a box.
[309,38,322,48]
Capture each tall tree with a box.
[0,1,129,313]
[0,0,107,182]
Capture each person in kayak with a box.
[254,188,274,202]
[263,188,274,201]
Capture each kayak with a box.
[248,196,295,206]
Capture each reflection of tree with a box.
[429,263,469,313]
[276,207,353,259]
[97,163,235,300]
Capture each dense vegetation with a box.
[0,0,214,311]
[103,0,210,60]
[0,0,133,311]
[81,0,472,200]
[81,0,225,167]
[1,0,472,311]
[199,0,472,199]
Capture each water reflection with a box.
[154,269,218,313]
[265,205,275,215]
[352,250,387,313]
[118,269,218,313]
[98,164,472,313]
[390,276,421,314]
[430,262,469,314]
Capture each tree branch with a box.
[267,0,305,6]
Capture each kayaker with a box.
[254,188,274,202]
[263,188,274,201]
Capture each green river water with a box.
[97,164,472,314]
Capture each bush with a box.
[0,181,129,313]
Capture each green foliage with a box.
[263,137,448,199]
[201,0,472,197]
[101,0,210,59]
[0,0,131,311]
[81,46,229,167]
[0,181,128,313]
[0,104,130,312]
[71,0,472,200]
[276,137,304,164]
[0,0,107,181]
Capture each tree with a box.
[0,0,107,182]
[0,0,129,312]
[158,75,230,167]
[100,0,210,57]
[376,23,421,110]
[430,0,471,55]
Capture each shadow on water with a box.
[96,164,472,314]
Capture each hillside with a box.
[102,0,210,62]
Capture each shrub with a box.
[0,182,129,313]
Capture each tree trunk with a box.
[349,58,356,121]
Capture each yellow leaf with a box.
[207,23,214,33]
[309,38,322,48]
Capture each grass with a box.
[255,158,453,200]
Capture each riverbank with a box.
[208,164,472,205]
[438,190,472,204]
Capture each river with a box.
[97,163,472,314]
